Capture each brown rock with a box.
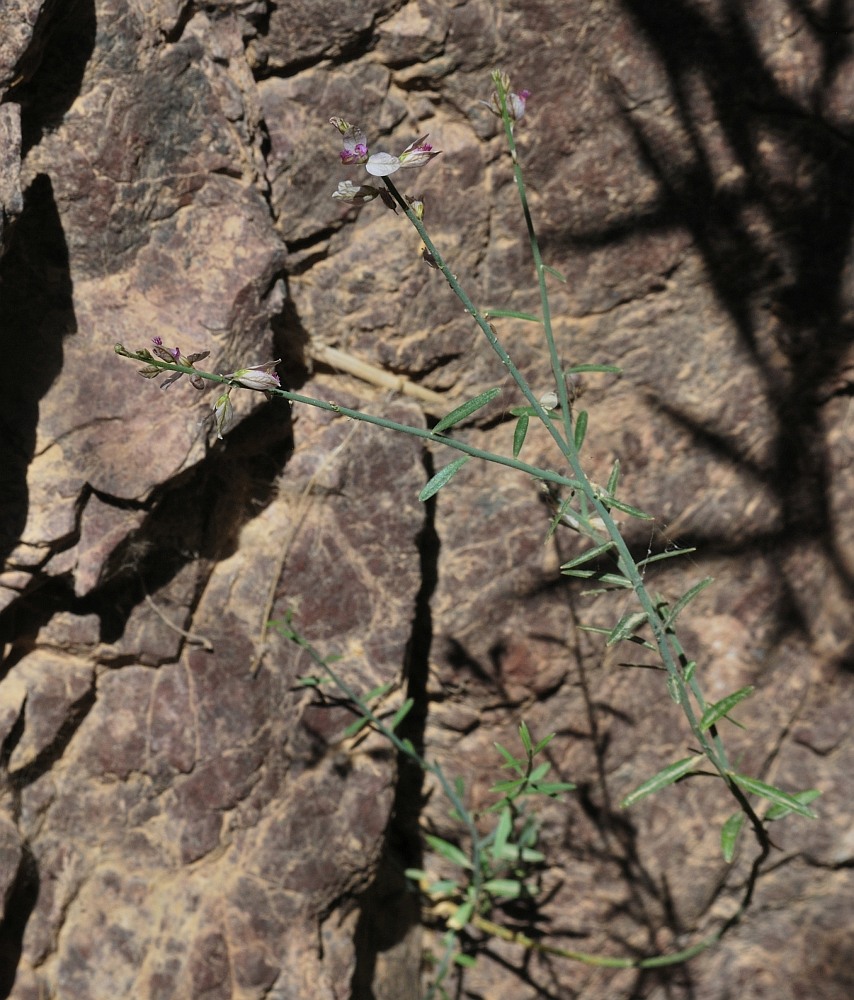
[1,0,853,997]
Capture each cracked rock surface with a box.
[1,0,853,998]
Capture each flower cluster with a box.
[481,71,531,122]
[214,361,282,439]
[136,337,281,440]
[138,336,210,390]
[330,118,441,206]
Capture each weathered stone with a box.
[0,0,853,997]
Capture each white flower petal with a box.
[365,152,400,177]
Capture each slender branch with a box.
[115,344,584,492]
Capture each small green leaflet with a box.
[560,541,615,571]
[636,547,697,569]
[565,363,621,375]
[433,387,501,433]
[483,309,542,322]
[600,495,653,520]
[720,812,745,862]
[419,456,469,501]
[513,414,529,457]
[620,756,699,808]
[728,774,819,819]
[699,686,754,731]
[541,263,567,283]
[607,611,648,646]
[606,459,621,495]
[661,577,714,628]
[447,900,474,930]
[483,879,523,899]
[573,410,588,450]
[765,788,821,820]
[424,834,473,870]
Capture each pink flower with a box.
[365,135,441,177]
[397,135,440,168]
[331,118,441,181]
[329,118,369,165]
[225,360,281,391]
[507,90,531,121]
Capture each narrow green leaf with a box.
[484,309,543,322]
[419,456,469,501]
[765,789,821,821]
[666,674,683,705]
[518,720,533,755]
[404,868,428,882]
[560,540,615,571]
[433,387,501,433]
[528,761,551,782]
[388,697,415,732]
[512,414,529,457]
[620,756,699,808]
[636,547,697,568]
[490,778,525,796]
[662,577,715,628]
[565,363,621,375]
[424,835,474,870]
[729,774,819,819]
[530,780,576,796]
[606,459,621,496]
[492,843,545,863]
[447,900,474,930]
[720,812,745,862]
[561,568,595,579]
[607,611,648,646]
[541,263,567,282]
[573,410,588,450]
[576,624,611,637]
[362,681,395,703]
[343,715,372,738]
[483,879,523,899]
[600,495,654,520]
[453,953,477,968]
[494,741,525,774]
[532,732,556,755]
[599,573,633,589]
[683,660,697,682]
[426,879,459,896]
[294,674,325,687]
[491,806,512,860]
[699,686,755,731]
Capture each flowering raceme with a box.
[138,337,210,389]
[329,118,441,202]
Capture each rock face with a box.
[1,1,853,998]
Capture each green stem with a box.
[380,178,572,458]
[277,621,484,907]
[494,78,575,450]
[114,345,582,492]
